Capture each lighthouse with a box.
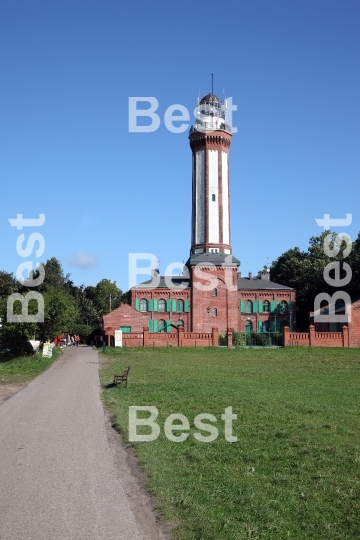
[187,92,240,332]
[189,93,233,256]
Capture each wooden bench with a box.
[113,366,130,388]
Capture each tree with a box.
[85,279,123,315]
[40,286,79,341]
[271,231,360,330]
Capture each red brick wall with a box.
[129,288,190,330]
[128,277,296,335]
[349,301,360,347]
[106,327,219,348]
[237,290,296,332]
[284,324,349,347]
[102,303,148,334]
[190,265,238,333]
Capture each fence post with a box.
[227,328,233,348]
[143,326,149,347]
[212,327,218,347]
[283,326,290,347]
[178,326,184,347]
[309,324,315,347]
[342,325,349,347]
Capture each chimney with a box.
[151,268,160,278]
[248,272,252,279]
[260,269,270,281]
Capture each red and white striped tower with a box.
[189,93,233,255]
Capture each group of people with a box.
[59,333,81,347]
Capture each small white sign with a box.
[42,342,53,358]
[115,330,123,347]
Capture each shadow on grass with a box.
[103,382,116,389]
[0,351,33,364]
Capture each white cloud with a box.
[67,252,98,269]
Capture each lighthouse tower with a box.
[189,93,233,255]
[187,92,240,333]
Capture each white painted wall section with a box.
[222,151,230,245]
[195,151,205,243]
[208,150,219,243]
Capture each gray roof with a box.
[238,277,294,291]
[133,276,190,290]
[186,253,240,267]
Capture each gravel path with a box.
[0,346,151,540]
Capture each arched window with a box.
[158,319,166,332]
[335,298,345,314]
[212,194,216,202]
[177,319,184,327]
[263,300,270,313]
[139,299,147,312]
[158,299,166,312]
[213,308,217,317]
[280,301,287,314]
[245,300,252,313]
[177,299,184,312]
[212,288,217,297]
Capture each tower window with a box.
[212,194,216,201]
[213,308,217,317]
[212,288,217,297]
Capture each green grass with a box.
[0,347,61,384]
[99,347,360,540]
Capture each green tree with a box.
[85,279,123,315]
[0,295,40,354]
[40,287,79,341]
[271,231,360,330]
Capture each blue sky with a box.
[1,0,359,291]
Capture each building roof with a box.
[132,276,190,290]
[238,277,294,291]
[186,253,240,267]
[200,93,220,103]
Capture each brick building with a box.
[104,92,295,339]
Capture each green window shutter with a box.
[148,299,153,312]
[184,300,189,312]
[166,319,172,332]
[153,299,158,312]
[120,326,131,333]
[148,319,153,331]
[275,300,280,313]
[135,298,139,311]
[240,300,245,312]
[253,300,258,313]
[270,301,275,313]
[288,300,293,312]
[171,299,176,312]
[257,320,263,333]
[153,319,158,332]
[166,299,171,312]
[258,300,263,313]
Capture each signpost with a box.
[42,342,53,358]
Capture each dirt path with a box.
[0,382,27,405]
[0,346,167,540]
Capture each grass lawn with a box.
[99,347,360,540]
[0,347,61,384]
